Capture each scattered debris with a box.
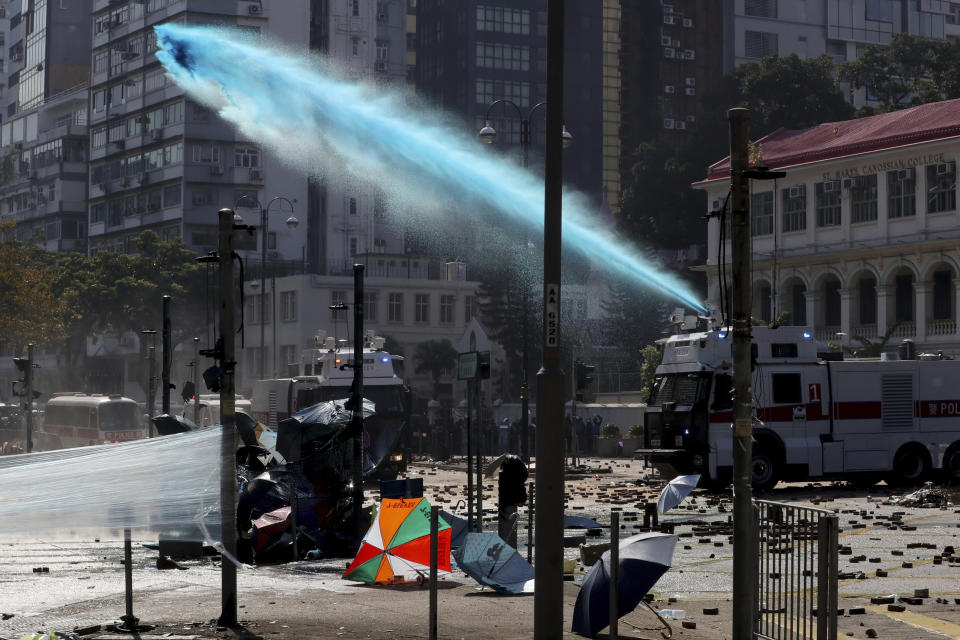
[892,482,951,508]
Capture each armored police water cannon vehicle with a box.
[636,316,960,489]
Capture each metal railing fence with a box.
[753,499,838,640]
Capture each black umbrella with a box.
[572,532,678,636]
[276,398,375,463]
[152,413,199,436]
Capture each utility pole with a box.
[474,378,482,532]
[351,264,365,547]
[146,343,156,436]
[217,207,239,628]
[25,344,34,453]
[729,107,755,640]
[466,382,474,531]
[535,0,565,636]
[162,295,172,415]
[193,337,201,424]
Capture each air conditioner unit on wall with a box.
[841,178,854,189]
[675,121,686,130]
[661,35,672,46]
[789,186,804,198]
[684,87,695,96]
[663,15,675,25]
[248,3,261,14]
[664,47,675,58]
[682,18,693,27]
[823,180,836,192]
[896,168,915,181]
[685,77,696,86]
[664,85,675,94]
[663,118,675,129]
[936,162,952,175]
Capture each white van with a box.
[183,394,254,427]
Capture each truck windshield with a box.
[649,373,708,407]
[297,386,406,415]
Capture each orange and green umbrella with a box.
[343,496,452,584]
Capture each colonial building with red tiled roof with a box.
[694,98,960,354]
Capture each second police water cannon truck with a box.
[636,314,960,489]
[251,331,410,478]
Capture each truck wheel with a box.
[751,451,779,490]
[889,447,929,487]
[942,445,960,484]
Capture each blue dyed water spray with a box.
[155,24,705,313]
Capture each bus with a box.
[42,393,146,449]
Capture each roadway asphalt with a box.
[0,458,958,639]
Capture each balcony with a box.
[850,325,877,340]
[891,322,916,338]
[814,326,840,343]
[927,319,956,337]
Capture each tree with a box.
[0,231,68,351]
[600,275,669,366]
[620,54,854,251]
[475,254,539,403]
[639,344,663,400]
[413,339,458,400]
[724,54,855,137]
[838,34,958,113]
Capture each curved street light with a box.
[476,99,572,464]
[235,195,299,380]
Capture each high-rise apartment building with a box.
[305,0,408,276]
[413,0,604,202]
[86,0,311,258]
[0,0,91,250]
[619,0,959,211]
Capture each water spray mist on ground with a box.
[155,24,706,313]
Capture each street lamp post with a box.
[235,195,299,380]
[478,100,572,464]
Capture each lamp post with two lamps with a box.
[478,100,572,464]
[235,195,298,380]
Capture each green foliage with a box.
[838,34,960,113]
[725,54,855,138]
[475,253,539,403]
[600,275,669,363]
[601,423,621,438]
[837,323,901,358]
[627,423,644,438]
[0,230,206,369]
[413,339,458,399]
[0,228,68,350]
[639,344,663,400]
[620,54,853,251]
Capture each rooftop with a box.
[699,98,960,184]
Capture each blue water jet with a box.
[154,24,705,313]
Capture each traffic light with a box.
[574,362,595,391]
[12,357,29,379]
[498,454,528,509]
[574,361,596,402]
[477,350,491,379]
